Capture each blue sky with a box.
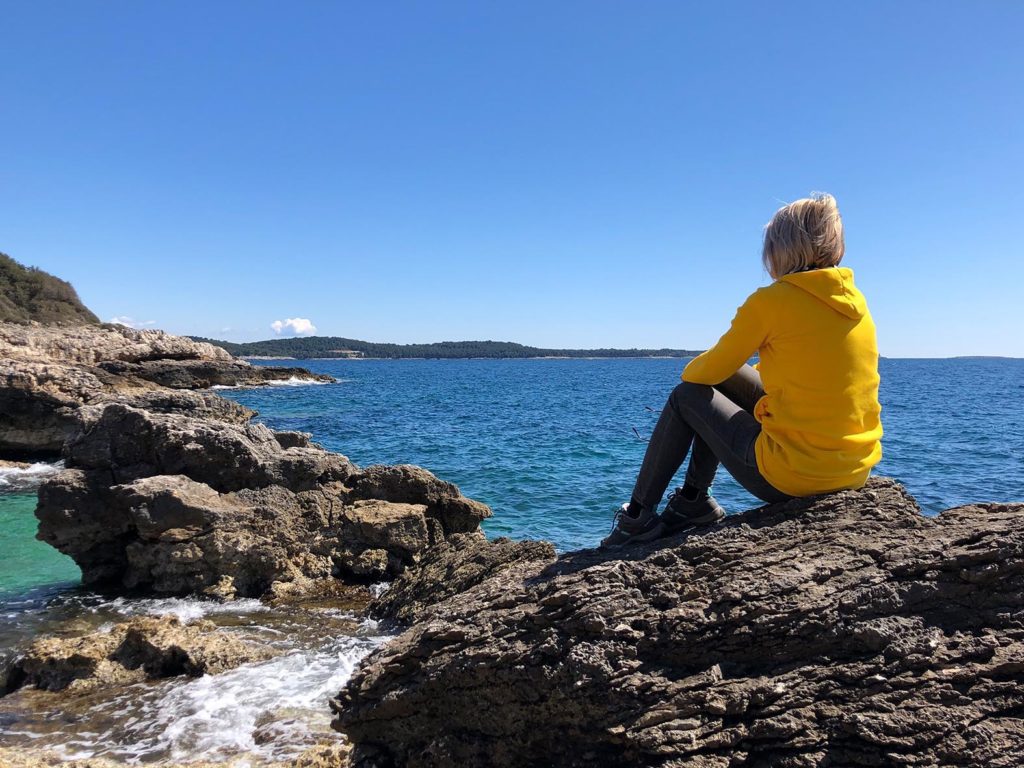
[1,1,1021,356]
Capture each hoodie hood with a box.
[779,267,866,319]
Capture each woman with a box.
[602,193,882,549]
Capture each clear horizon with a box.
[2,1,1022,357]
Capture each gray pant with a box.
[631,364,791,511]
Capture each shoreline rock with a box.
[34,403,491,597]
[0,743,351,768]
[333,478,1024,767]
[1,321,333,457]
[3,615,277,695]
[369,533,557,625]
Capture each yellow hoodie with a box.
[681,267,882,497]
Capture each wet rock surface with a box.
[0,743,350,767]
[334,478,1024,767]
[4,615,277,694]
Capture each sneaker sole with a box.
[663,509,725,533]
[599,521,666,551]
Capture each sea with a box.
[1,357,1022,762]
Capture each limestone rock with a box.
[0,322,232,367]
[63,403,355,492]
[97,358,334,389]
[371,533,557,624]
[4,615,276,694]
[0,321,326,456]
[0,744,348,767]
[36,404,491,596]
[333,478,1024,767]
[349,464,492,534]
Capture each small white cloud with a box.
[109,316,156,329]
[271,317,317,336]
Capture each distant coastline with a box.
[192,335,703,361]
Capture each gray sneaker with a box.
[600,503,665,550]
[660,487,725,533]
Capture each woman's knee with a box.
[669,381,713,411]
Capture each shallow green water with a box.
[0,493,80,596]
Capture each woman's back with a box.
[753,266,882,496]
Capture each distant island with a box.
[190,335,702,360]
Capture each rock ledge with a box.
[334,478,1024,767]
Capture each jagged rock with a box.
[0,321,328,455]
[36,404,491,595]
[0,459,33,470]
[274,430,316,449]
[333,478,1024,767]
[0,748,125,767]
[349,464,492,534]
[97,358,334,389]
[63,403,354,492]
[0,744,348,767]
[371,533,557,624]
[0,359,257,456]
[0,321,230,367]
[4,615,276,694]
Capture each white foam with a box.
[99,596,270,622]
[265,377,332,387]
[102,634,388,762]
[0,460,63,490]
[209,377,339,391]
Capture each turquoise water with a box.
[0,492,79,598]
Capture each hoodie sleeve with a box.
[682,289,767,385]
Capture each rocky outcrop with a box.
[4,615,276,694]
[0,322,331,456]
[371,533,557,624]
[0,744,351,768]
[0,359,256,456]
[96,358,333,389]
[36,404,491,596]
[333,478,1024,767]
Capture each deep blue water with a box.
[223,358,1024,552]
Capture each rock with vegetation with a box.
[3,615,276,695]
[333,478,1024,767]
[0,252,100,325]
[35,403,492,596]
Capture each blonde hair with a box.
[762,193,845,279]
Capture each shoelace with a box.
[608,506,624,534]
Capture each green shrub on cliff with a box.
[0,253,99,325]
